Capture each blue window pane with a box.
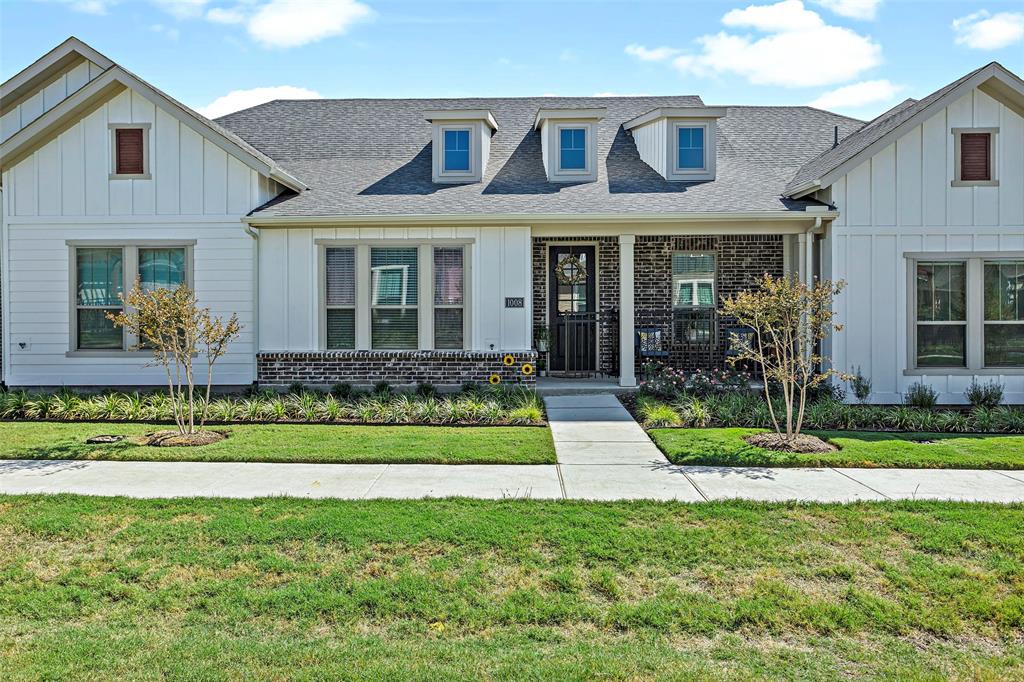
[559,127,586,170]
[678,126,705,170]
[443,129,470,171]
[679,148,704,169]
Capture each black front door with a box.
[548,245,597,373]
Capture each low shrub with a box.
[848,367,872,404]
[640,362,752,399]
[0,385,546,427]
[631,391,1024,434]
[965,380,1004,408]
[904,382,938,409]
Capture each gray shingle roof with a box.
[216,96,863,218]
[784,63,993,196]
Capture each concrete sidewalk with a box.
[1,393,1023,502]
[2,458,1024,502]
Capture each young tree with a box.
[108,282,241,435]
[722,274,847,442]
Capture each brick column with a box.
[618,234,636,387]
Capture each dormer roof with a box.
[533,107,606,130]
[624,106,727,131]
[425,109,498,131]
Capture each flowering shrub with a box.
[640,362,752,399]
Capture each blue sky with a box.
[2,0,1023,121]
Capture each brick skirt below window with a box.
[257,351,538,387]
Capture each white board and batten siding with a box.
[257,226,533,353]
[2,86,281,386]
[825,87,1024,403]
[0,60,105,143]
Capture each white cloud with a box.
[952,10,1024,50]
[36,0,116,14]
[624,44,681,62]
[812,0,881,20]
[669,1,882,87]
[150,23,181,41]
[151,0,209,19]
[246,0,373,48]
[809,79,902,110]
[197,85,321,119]
[722,0,824,31]
[206,6,246,24]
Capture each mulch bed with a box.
[87,430,227,447]
[744,432,837,453]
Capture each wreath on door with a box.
[554,254,587,285]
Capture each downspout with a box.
[245,225,260,387]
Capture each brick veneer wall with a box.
[634,234,784,371]
[532,234,783,375]
[257,350,537,387]
[532,237,620,375]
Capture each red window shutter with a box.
[960,133,990,182]
[115,128,145,175]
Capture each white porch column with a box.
[618,234,636,387]
[797,231,807,285]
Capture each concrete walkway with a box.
[1,394,1023,503]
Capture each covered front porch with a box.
[531,222,823,387]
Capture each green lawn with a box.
[1,496,1022,679]
[0,421,555,465]
[649,427,1024,469]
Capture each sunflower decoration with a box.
[488,374,502,385]
[503,354,516,366]
[521,363,534,376]
[554,254,587,285]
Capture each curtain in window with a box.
[984,260,1024,367]
[916,262,967,367]
[76,248,124,349]
[371,247,418,349]
[326,247,357,349]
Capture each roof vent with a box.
[833,125,839,149]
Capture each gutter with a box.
[243,209,839,227]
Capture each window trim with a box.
[905,251,1024,376]
[439,124,475,178]
[66,240,195,357]
[108,122,152,180]
[552,122,594,177]
[317,240,473,352]
[673,122,708,174]
[951,127,999,187]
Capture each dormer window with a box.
[425,110,497,184]
[443,129,471,172]
[535,108,605,183]
[676,125,705,171]
[625,107,725,182]
[559,128,587,170]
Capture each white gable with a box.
[4,85,282,219]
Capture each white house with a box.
[1,38,1022,403]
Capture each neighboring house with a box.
[1,38,1022,403]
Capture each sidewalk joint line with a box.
[555,463,567,499]
[993,470,1024,485]
[361,464,389,499]
[680,469,709,502]
[830,467,892,500]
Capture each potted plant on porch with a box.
[534,324,550,376]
